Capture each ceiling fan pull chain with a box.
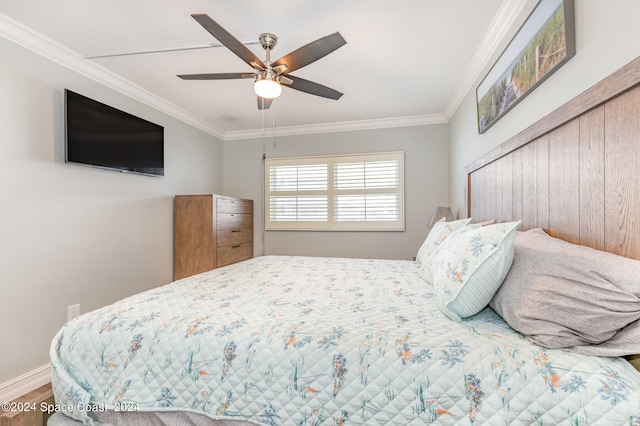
[272,106,277,132]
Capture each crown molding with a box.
[224,113,446,140]
[443,0,534,121]
[0,12,226,140]
[0,13,442,141]
[2,1,528,141]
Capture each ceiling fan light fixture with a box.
[254,78,281,99]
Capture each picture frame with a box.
[476,0,575,134]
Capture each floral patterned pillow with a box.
[415,217,473,283]
[430,221,520,321]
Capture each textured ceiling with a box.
[0,0,507,138]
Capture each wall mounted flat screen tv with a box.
[65,89,164,177]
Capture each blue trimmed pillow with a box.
[415,218,472,282]
[430,221,520,321]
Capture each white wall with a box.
[223,125,449,260]
[0,36,223,385]
[448,0,640,218]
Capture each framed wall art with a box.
[476,0,575,133]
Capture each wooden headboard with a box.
[465,56,640,261]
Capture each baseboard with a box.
[0,364,51,403]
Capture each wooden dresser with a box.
[174,194,253,280]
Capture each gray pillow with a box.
[489,228,640,356]
[568,319,640,356]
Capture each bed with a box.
[49,57,640,425]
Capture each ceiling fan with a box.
[177,14,347,110]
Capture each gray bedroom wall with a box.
[448,0,640,218]
[0,36,223,385]
[222,125,449,261]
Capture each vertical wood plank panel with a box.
[494,159,504,223]
[549,118,581,244]
[579,106,605,251]
[501,154,514,222]
[521,142,537,230]
[470,167,486,222]
[465,174,470,220]
[484,161,497,223]
[512,148,524,230]
[604,86,640,259]
[536,135,550,231]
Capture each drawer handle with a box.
[231,229,241,233]
[231,245,242,249]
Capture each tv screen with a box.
[65,89,164,177]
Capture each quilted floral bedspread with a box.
[51,256,640,425]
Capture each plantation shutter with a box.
[265,152,404,231]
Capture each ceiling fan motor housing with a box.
[259,33,278,52]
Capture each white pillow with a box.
[430,221,520,321]
[415,218,472,282]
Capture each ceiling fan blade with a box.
[257,97,273,110]
[279,76,293,85]
[191,14,266,70]
[286,75,343,100]
[178,72,250,80]
[272,32,346,74]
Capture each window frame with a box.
[264,151,405,231]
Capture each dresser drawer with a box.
[217,213,252,230]
[217,198,252,214]
[217,228,253,247]
[217,243,253,267]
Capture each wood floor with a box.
[0,383,53,426]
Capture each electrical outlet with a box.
[67,304,80,321]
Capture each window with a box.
[265,151,404,231]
